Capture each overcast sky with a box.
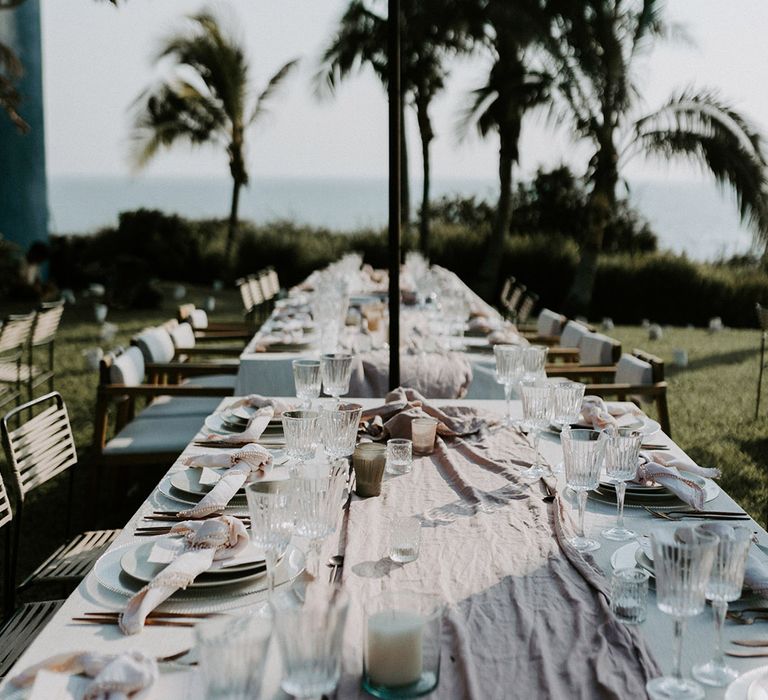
[39,0,768,183]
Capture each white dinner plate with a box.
[590,475,718,508]
[726,664,768,700]
[156,476,243,508]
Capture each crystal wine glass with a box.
[494,344,523,426]
[245,484,294,598]
[519,381,553,479]
[282,409,319,478]
[292,359,321,409]
[647,527,718,700]
[520,345,548,383]
[602,429,641,541]
[691,524,751,688]
[561,427,605,552]
[321,353,354,405]
[552,381,586,428]
[320,403,363,464]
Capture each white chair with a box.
[535,309,565,338]
[579,332,622,366]
[559,320,591,349]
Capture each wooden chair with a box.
[26,299,65,401]
[177,304,251,341]
[1,393,120,610]
[265,267,281,299]
[0,313,35,412]
[756,303,768,418]
[499,277,515,313]
[516,291,538,326]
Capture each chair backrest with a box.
[169,322,196,350]
[615,353,653,386]
[267,268,280,297]
[237,279,254,313]
[507,284,525,313]
[133,327,176,364]
[517,292,538,324]
[248,276,264,306]
[0,313,35,354]
[580,332,622,366]
[31,300,64,346]
[632,348,665,383]
[500,277,514,309]
[102,346,146,386]
[536,308,564,337]
[189,309,208,329]
[559,320,591,349]
[257,272,273,301]
[1,392,77,503]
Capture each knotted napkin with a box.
[179,444,273,518]
[201,405,274,447]
[12,649,158,698]
[636,451,721,510]
[253,329,304,352]
[120,517,248,635]
[580,396,643,430]
[229,394,293,417]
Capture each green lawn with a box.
[1,290,767,592]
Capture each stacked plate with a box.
[203,412,286,447]
[590,473,717,509]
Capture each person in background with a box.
[13,241,57,301]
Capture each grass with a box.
[1,291,767,594]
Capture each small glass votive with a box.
[411,418,438,456]
[196,604,273,700]
[389,516,421,563]
[363,591,443,699]
[386,438,413,475]
[353,443,388,497]
[610,568,649,624]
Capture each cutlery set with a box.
[642,507,750,521]
[72,611,215,628]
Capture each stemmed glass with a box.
[552,381,585,429]
[647,527,718,700]
[602,429,641,541]
[561,427,605,552]
[494,345,523,426]
[292,462,348,578]
[292,359,321,409]
[282,410,319,478]
[321,353,354,405]
[521,345,548,383]
[692,524,751,688]
[245,484,294,598]
[320,403,363,464]
[519,381,553,479]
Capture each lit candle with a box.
[366,610,424,687]
[411,418,437,455]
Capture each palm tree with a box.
[459,2,554,300]
[317,0,467,249]
[130,8,298,263]
[548,0,768,313]
[0,41,27,132]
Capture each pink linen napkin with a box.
[229,394,293,417]
[636,451,721,510]
[253,329,304,352]
[120,517,248,635]
[580,396,643,430]
[179,444,273,518]
[12,649,158,698]
[201,405,273,447]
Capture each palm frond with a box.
[0,41,27,132]
[250,58,300,125]
[633,88,768,241]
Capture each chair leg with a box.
[757,333,766,420]
[656,394,672,438]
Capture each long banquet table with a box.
[2,398,767,698]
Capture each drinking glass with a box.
[386,438,413,475]
[519,381,553,479]
[272,583,349,699]
[521,345,548,383]
[389,515,421,563]
[411,417,438,455]
[292,462,348,578]
[552,381,586,428]
[282,410,320,477]
[245,484,294,597]
[691,524,751,687]
[494,344,523,426]
[293,359,321,408]
[561,427,605,552]
[611,568,649,624]
[646,527,719,700]
[321,353,354,404]
[196,605,273,700]
[320,403,363,462]
[602,430,642,541]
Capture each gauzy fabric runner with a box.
[336,407,661,698]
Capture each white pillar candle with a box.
[367,610,424,687]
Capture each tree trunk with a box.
[400,92,410,228]
[416,98,433,253]
[477,129,514,301]
[225,176,242,266]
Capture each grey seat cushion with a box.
[140,395,223,419]
[103,415,203,456]
[183,374,237,390]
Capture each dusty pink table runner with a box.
[335,403,660,698]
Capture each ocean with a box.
[47,175,756,262]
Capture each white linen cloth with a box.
[580,396,642,430]
[179,444,273,518]
[201,405,273,447]
[12,649,158,698]
[637,451,721,510]
[120,517,249,635]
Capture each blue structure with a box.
[0,0,48,254]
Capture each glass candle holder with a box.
[611,568,649,624]
[386,438,413,475]
[389,515,421,563]
[411,418,438,456]
[353,443,388,497]
[363,591,443,699]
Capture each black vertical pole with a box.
[387,0,401,390]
